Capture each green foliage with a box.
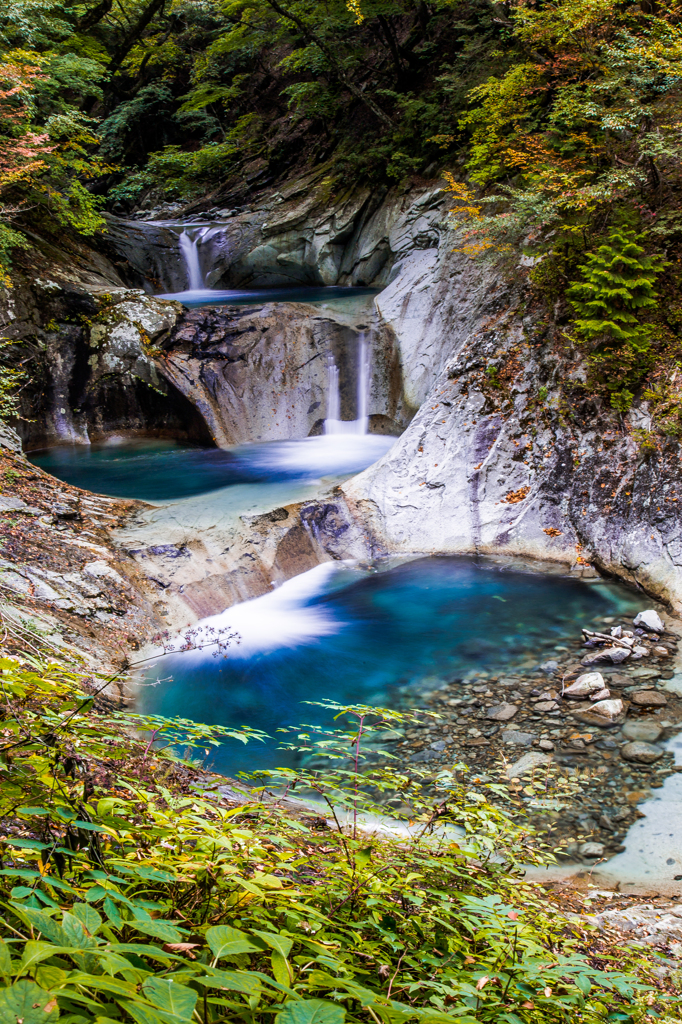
[0,656,663,1024]
[567,228,666,410]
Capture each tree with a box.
[567,227,666,410]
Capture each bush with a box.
[0,657,660,1024]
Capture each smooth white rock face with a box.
[634,609,665,633]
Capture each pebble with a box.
[621,741,664,764]
[653,645,671,657]
[573,698,624,725]
[538,739,555,751]
[580,842,605,858]
[564,672,604,698]
[582,647,631,666]
[622,720,663,743]
[631,689,668,707]
[633,609,665,633]
[590,688,611,701]
[539,659,559,675]
[487,702,518,721]
[535,700,560,712]
[501,730,536,746]
[506,751,552,778]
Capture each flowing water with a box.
[137,556,642,776]
[152,222,379,309]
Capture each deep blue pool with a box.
[138,556,641,776]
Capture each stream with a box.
[28,220,682,895]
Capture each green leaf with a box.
[0,979,60,1024]
[131,920,184,943]
[0,938,11,979]
[271,951,293,987]
[205,926,259,959]
[195,970,262,997]
[103,896,123,928]
[12,906,66,946]
[72,904,102,936]
[118,1003,165,1024]
[113,864,177,882]
[276,1001,345,1024]
[576,975,592,996]
[62,913,97,949]
[252,930,293,958]
[142,978,198,1021]
[20,942,68,974]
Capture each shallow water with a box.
[155,285,380,310]
[138,556,642,776]
[29,435,395,502]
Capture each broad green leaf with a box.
[0,939,10,979]
[12,907,66,946]
[113,864,177,883]
[72,904,103,936]
[131,921,184,943]
[576,975,592,996]
[253,930,293,957]
[0,979,60,1024]
[195,970,262,997]
[103,896,123,928]
[20,942,69,974]
[205,926,259,959]
[276,999,345,1024]
[117,1003,165,1024]
[62,913,97,949]
[272,951,293,987]
[35,966,67,991]
[142,978,198,1020]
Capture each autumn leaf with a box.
[476,976,489,991]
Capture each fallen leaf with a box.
[544,987,552,998]
[162,942,200,958]
[522,1002,534,1010]
[507,911,519,920]
[476,976,489,991]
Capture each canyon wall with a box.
[3,172,682,625]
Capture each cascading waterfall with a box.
[178,226,209,291]
[324,331,371,436]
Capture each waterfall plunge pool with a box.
[29,433,395,502]
[138,556,642,776]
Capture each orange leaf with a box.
[508,911,519,920]
[522,1002,534,1010]
[476,976,490,991]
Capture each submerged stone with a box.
[622,721,663,743]
[506,751,552,778]
[631,689,668,707]
[487,702,518,721]
[621,741,664,764]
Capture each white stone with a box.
[634,609,665,633]
[583,698,624,722]
[564,672,604,698]
[507,751,551,778]
[487,702,518,721]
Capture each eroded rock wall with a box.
[340,241,682,612]
[104,174,444,292]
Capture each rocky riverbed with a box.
[355,604,682,867]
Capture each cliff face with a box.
[341,240,682,611]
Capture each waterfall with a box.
[324,331,371,436]
[178,227,207,291]
[324,355,342,434]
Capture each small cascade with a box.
[324,354,342,435]
[324,331,372,436]
[178,226,209,291]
